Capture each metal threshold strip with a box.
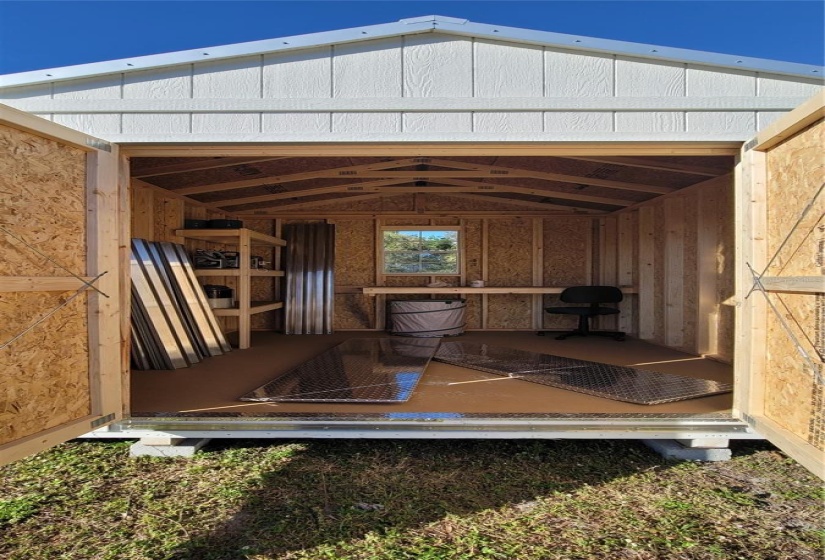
[95,412,758,440]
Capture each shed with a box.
[0,16,822,476]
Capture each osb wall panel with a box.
[333,220,374,329]
[426,194,539,212]
[0,124,90,445]
[464,219,484,328]
[0,125,86,274]
[542,218,591,329]
[487,218,533,328]
[334,294,374,329]
[763,119,824,448]
[0,294,90,445]
[382,218,430,226]
[487,295,533,329]
[246,218,278,330]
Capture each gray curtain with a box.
[284,223,335,334]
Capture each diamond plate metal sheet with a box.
[434,342,733,405]
[239,338,440,403]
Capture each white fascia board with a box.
[0,18,437,88]
[1,15,822,89]
[433,18,823,80]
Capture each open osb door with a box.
[0,105,125,465]
[735,91,825,479]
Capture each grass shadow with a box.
[168,438,666,559]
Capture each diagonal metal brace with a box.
[0,271,108,351]
[745,182,824,300]
[0,225,109,298]
[746,262,823,385]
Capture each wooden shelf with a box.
[175,228,286,247]
[194,269,284,278]
[177,227,286,349]
[212,301,284,317]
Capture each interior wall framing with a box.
[607,174,736,360]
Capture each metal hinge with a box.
[91,413,116,429]
[85,138,112,152]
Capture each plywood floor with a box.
[130,332,733,417]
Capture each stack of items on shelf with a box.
[130,239,231,370]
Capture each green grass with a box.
[0,439,822,559]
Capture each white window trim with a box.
[379,226,462,276]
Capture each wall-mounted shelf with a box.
[175,228,286,349]
[212,301,285,317]
[194,269,284,278]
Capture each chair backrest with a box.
[560,285,623,304]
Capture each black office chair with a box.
[539,286,625,341]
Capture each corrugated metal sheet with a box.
[284,223,335,334]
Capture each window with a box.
[381,228,460,275]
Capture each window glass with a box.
[382,229,459,275]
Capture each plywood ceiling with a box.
[131,154,733,216]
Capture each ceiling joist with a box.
[424,158,674,194]
[132,156,293,178]
[561,156,729,177]
[175,158,423,195]
[435,178,632,207]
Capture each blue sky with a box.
[0,1,823,75]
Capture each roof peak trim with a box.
[0,15,822,88]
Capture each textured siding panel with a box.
[263,47,332,98]
[544,49,613,97]
[124,67,191,99]
[615,112,685,132]
[2,34,821,141]
[687,66,756,96]
[52,113,121,134]
[122,113,189,134]
[403,35,473,97]
[53,75,121,99]
[757,111,789,131]
[262,113,330,133]
[475,112,543,132]
[332,112,400,132]
[758,76,823,97]
[192,113,259,133]
[686,112,755,134]
[475,39,544,97]
[193,57,261,99]
[616,57,685,97]
[403,112,472,132]
[333,38,403,98]
[544,112,613,132]
[0,84,53,100]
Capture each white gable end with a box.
[1,18,822,142]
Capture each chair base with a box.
[553,329,625,341]
[536,328,625,341]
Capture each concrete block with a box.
[130,438,211,458]
[643,439,732,462]
[675,438,730,449]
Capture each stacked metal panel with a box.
[239,338,439,403]
[130,239,231,370]
[434,342,733,405]
[284,223,335,334]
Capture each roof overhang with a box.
[1,15,822,89]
